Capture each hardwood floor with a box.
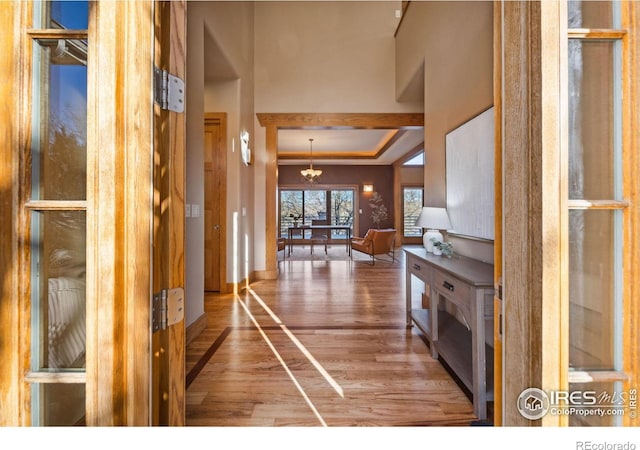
[185,248,478,426]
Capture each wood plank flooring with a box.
[185,248,478,426]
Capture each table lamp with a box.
[414,207,452,252]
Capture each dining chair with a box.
[310,219,328,254]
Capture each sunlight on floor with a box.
[247,288,345,398]
[235,293,331,427]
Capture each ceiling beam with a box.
[256,112,424,129]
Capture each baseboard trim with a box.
[254,270,278,281]
[186,312,208,346]
[225,272,256,293]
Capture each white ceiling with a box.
[277,127,424,166]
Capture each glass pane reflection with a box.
[38,1,89,30]
[568,1,617,29]
[33,40,87,201]
[568,40,618,200]
[569,210,618,370]
[568,382,619,426]
[32,210,86,370]
[36,383,86,426]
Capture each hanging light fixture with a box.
[300,138,322,183]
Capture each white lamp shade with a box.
[415,207,452,252]
[415,207,452,230]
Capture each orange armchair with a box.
[350,229,397,265]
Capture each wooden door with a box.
[204,113,227,292]
[151,0,187,426]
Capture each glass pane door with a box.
[567,0,624,427]
[29,0,89,426]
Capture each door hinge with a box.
[495,277,503,341]
[152,287,185,333]
[154,67,185,113]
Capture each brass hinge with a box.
[152,287,185,333]
[154,67,185,113]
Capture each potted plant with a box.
[369,192,388,229]
[430,238,454,258]
[289,213,302,227]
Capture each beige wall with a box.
[186,4,206,326]
[200,1,256,286]
[186,1,255,326]
[254,1,421,113]
[398,165,423,185]
[396,1,494,263]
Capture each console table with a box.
[404,247,495,420]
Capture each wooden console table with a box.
[404,247,495,420]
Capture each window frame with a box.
[566,6,629,387]
[401,184,424,240]
[25,1,90,426]
[278,184,359,242]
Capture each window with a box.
[279,188,355,239]
[26,0,89,426]
[566,0,626,426]
[330,190,355,238]
[402,187,423,238]
[403,152,424,166]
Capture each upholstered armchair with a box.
[350,228,397,265]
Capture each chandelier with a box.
[300,138,322,183]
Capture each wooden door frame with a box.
[492,0,503,426]
[152,0,186,426]
[498,0,640,426]
[498,0,566,427]
[86,0,162,425]
[0,0,187,426]
[0,0,32,425]
[621,3,640,422]
[204,112,228,293]
[88,0,187,425]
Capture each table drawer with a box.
[432,269,471,307]
[407,257,430,282]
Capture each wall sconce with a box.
[363,184,374,193]
[240,130,251,166]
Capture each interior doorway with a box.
[204,113,227,292]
